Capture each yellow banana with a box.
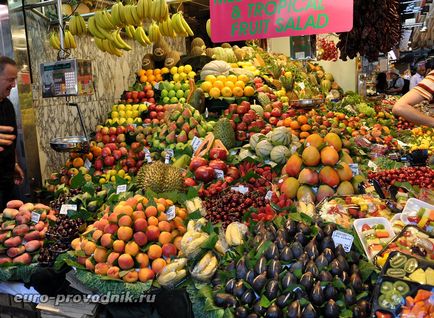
[63,30,71,49]
[136,0,145,20]
[65,30,76,49]
[77,14,86,35]
[179,13,194,36]
[110,3,122,27]
[49,32,61,50]
[88,16,107,39]
[107,40,123,56]
[148,21,160,43]
[94,37,106,52]
[171,12,187,36]
[165,17,176,37]
[153,0,161,21]
[144,0,152,19]
[130,5,141,25]
[69,15,78,35]
[135,26,151,46]
[101,39,112,53]
[112,29,132,50]
[125,25,134,39]
[95,10,114,30]
[159,0,168,21]
[123,5,136,26]
[149,0,156,21]
[118,2,128,25]
[191,252,218,281]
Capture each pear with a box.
[177,131,188,143]
[176,115,185,128]
[188,128,198,140]
[182,107,192,119]
[181,123,191,134]
[189,117,199,128]
[165,131,176,144]
[197,125,206,138]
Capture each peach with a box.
[147,244,162,260]
[147,216,158,226]
[173,237,182,251]
[134,219,148,232]
[146,225,160,242]
[107,252,120,265]
[13,253,31,265]
[6,200,23,209]
[138,268,155,282]
[132,211,145,221]
[108,212,120,224]
[118,215,133,227]
[94,262,109,275]
[83,241,97,256]
[158,232,172,245]
[24,240,42,252]
[133,232,148,247]
[71,238,81,250]
[114,204,133,217]
[94,219,109,231]
[34,221,45,232]
[302,146,321,166]
[94,247,108,263]
[135,203,144,212]
[19,202,34,213]
[135,253,149,268]
[4,236,22,248]
[145,206,157,218]
[162,243,177,259]
[100,233,114,248]
[112,240,125,253]
[12,224,29,236]
[0,256,12,264]
[118,254,134,270]
[117,226,133,241]
[125,197,138,208]
[92,229,104,241]
[157,213,168,222]
[151,258,166,274]
[85,258,95,270]
[122,270,139,283]
[24,231,41,241]
[158,221,171,232]
[107,266,120,279]
[7,246,25,258]
[104,223,119,235]
[3,208,19,220]
[125,241,140,256]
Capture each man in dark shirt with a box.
[0,56,24,210]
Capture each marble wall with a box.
[25,11,186,180]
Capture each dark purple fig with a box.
[253,301,266,315]
[301,303,317,318]
[236,257,248,280]
[315,253,329,269]
[335,244,346,257]
[297,222,311,235]
[323,248,334,263]
[290,260,304,273]
[246,270,255,285]
[336,255,349,272]
[320,236,334,252]
[212,277,222,287]
[247,314,259,318]
[267,259,282,279]
[294,287,308,300]
[319,270,333,282]
[357,300,370,314]
[276,293,291,308]
[310,281,324,306]
[290,242,304,259]
[253,235,264,246]
[269,223,277,236]
[285,220,297,236]
[315,226,325,241]
[252,272,267,293]
[304,239,319,259]
[351,264,360,275]
[225,278,236,293]
[323,223,336,236]
[299,252,309,265]
[276,236,287,250]
[280,246,293,262]
[266,303,282,318]
[265,243,279,260]
[281,271,297,290]
[287,300,301,318]
[340,271,350,284]
[226,260,236,271]
[255,256,267,274]
[233,280,246,298]
[295,232,308,246]
[264,279,279,300]
[300,272,314,291]
[235,306,249,318]
[350,273,363,293]
[352,300,370,318]
[330,259,343,276]
[324,285,338,301]
[304,259,319,277]
[344,288,356,305]
[324,299,340,318]
[214,293,237,308]
[240,289,256,305]
[277,228,289,242]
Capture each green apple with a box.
[162,96,170,104]
[168,90,176,98]
[170,96,179,103]
[174,82,182,90]
[161,89,169,97]
[176,90,184,98]
[178,97,186,104]
[181,82,190,91]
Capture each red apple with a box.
[226,166,240,180]
[195,166,215,183]
[101,147,111,157]
[138,91,145,99]
[189,157,208,172]
[131,91,139,100]
[125,92,132,100]
[271,108,282,117]
[269,117,278,125]
[209,148,228,161]
[104,156,115,166]
[109,135,117,143]
[94,159,103,171]
[101,127,110,135]
[209,159,227,173]
[184,178,196,187]
[109,127,117,135]
[113,149,122,160]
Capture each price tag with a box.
[31,212,41,223]
[131,124,137,128]
[116,184,127,194]
[229,149,237,156]
[297,81,305,90]
[397,140,408,148]
[264,159,272,165]
[84,159,92,170]
[166,205,176,221]
[214,169,225,179]
[332,230,354,253]
[154,83,159,90]
[265,191,273,201]
[60,204,77,215]
[205,108,209,118]
[348,164,359,176]
[191,136,202,152]
[164,149,174,164]
[295,52,305,59]
[368,160,378,171]
[231,186,249,194]
[144,148,152,163]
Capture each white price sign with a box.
[60,204,77,215]
[116,184,127,194]
[164,149,174,164]
[166,206,176,220]
[265,191,273,201]
[332,230,354,253]
[84,159,92,170]
[368,160,378,171]
[191,136,202,152]
[231,186,249,194]
[348,164,359,176]
[214,169,225,180]
[31,212,41,223]
[144,148,152,163]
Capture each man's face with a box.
[0,64,18,99]
[418,66,426,75]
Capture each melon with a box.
[250,105,264,117]
[255,140,273,159]
[269,127,291,146]
[249,133,266,149]
[270,145,291,164]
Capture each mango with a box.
[0,256,12,264]
[24,240,42,252]
[297,185,315,202]
[321,146,339,166]
[12,224,30,236]
[336,181,355,196]
[24,231,41,242]
[302,146,320,167]
[298,168,319,186]
[7,246,26,258]
[34,221,45,232]
[305,134,324,148]
[285,154,303,177]
[2,208,19,219]
[336,162,353,181]
[319,166,340,188]
[34,203,50,210]
[19,203,34,213]
[12,253,31,265]
[4,236,22,248]
[324,132,342,151]
[1,221,15,230]
[0,231,11,243]
[316,185,335,203]
[280,177,300,199]
[340,152,354,164]
[6,200,24,209]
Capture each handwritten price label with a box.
[166,206,176,221]
[144,148,152,163]
[191,136,202,152]
[231,186,249,194]
[349,164,359,176]
[164,149,174,164]
[60,204,77,215]
[84,159,92,170]
[265,191,273,201]
[214,169,225,180]
[332,230,354,253]
[31,212,41,223]
[116,184,127,194]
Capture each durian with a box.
[213,118,236,149]
[136,161,184,193]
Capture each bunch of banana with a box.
[158,17,176,38]
[49,32,61,50]
[64,30,77,49]
[88,16,113,40]
[225,222,248,246]
[111,29,132,50]
[124,25,136,39]
[191,251,218,282]
[123,5,141,26]
[180,230,209,259]
[95,10,115,30]
[134,26,151,46]
[111,1,127,27]
[149,0,169,22]
[148,21,161,43]
[186,218,207,232]
[94,37,124,57]
[69,13,86,36]
[157,258,187,287]
[184,197,206,216]
[171,12,194,37]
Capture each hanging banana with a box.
[134,25,151,46]
[148,21,161,43]
[111,29,132,50]
[49,32,61,50]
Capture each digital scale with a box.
[40,59,93,98]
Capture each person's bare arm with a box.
[392,90,434,127]
[0,125,16,151]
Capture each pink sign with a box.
[210,0,354,43]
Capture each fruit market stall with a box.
[2,0,434,317]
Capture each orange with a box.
[205,74,216,83]
[237,74,249,83]
[155,74,163,81]
[72,157,84,168]
[158,231,172,244]
[165,199,173,206]
[290,121,300,130]
[147,216,159,226]
[200,81,212,92]
[140,75,147,83]
[154,68,161,75]
[300,131,310,138]
[283,118,292,127]
[145,205,157,218]
[232,86,244,97]
[225,81,234,90]
[176,209,187,220]
[92,146,102,157]
[216,75,227,82]
[234,80,245,89]
[161,67,169,74]
[147,74,155,82]
[297,115,308,125]
[300,124,311,132]
[221,87,233,97]
[227,74,238,83]
[151,258,166,274]
[156,203,166,213]
[146,69,153,76]
[209,87,221,98]
[137,69,146,77]
[243,86,255,97]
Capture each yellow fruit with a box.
[200,81,212,92]
[178,66,184,73]
[227,74,237,83]
[243,86,255,96]
[209,87,221,98]
[170,67,178,75]
[221,87,232,97]
[238,74,249,83]
[232,86,244,97]
[216,75,227,82]
[225,81,234,89]
[213,80,224,90]
[161,67,169,74]
[205,75,216,83]
[184,65,192,73]
[235,80,245,89]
